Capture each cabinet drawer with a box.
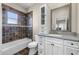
[39,36,44,42]
[45,38,53,43]
[64,46,79,55]
[45,37,63,44]
[52,38,63,44]
[64,40,79,48]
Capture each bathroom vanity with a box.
[37,34,79,55]
[36,3,79,55]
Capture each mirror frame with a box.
[50,3,72,32]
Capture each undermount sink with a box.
[47,34,63,37]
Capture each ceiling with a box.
[15,3,39,9]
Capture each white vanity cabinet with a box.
[38,36,45,55]
[44,41,53,55]
[52,43,64,55]
[64,46,79,55]
[64,40,79,55]
[44,37,53,55]
[44,37,64,55]
[52,38,64,55]
[37,35,79,55]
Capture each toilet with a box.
[28,35,38,55]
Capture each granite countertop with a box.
[38,34,79,42]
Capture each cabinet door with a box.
[38,36,45,55]
[64,46,79,55]
[44,37,64,55]
[39,4,50,34]
[44,41,53,55]
[53,43,63,55]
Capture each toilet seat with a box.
[28,35,38,54]
[28,42,37,48]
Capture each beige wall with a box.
[47,3,69,10]
[77,4,79,33]
[71,3,77,32]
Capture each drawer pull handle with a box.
[71,43,74,45]
[71,53,74,55]
[51,44,54,46]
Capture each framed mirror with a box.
[51,4,71,32]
